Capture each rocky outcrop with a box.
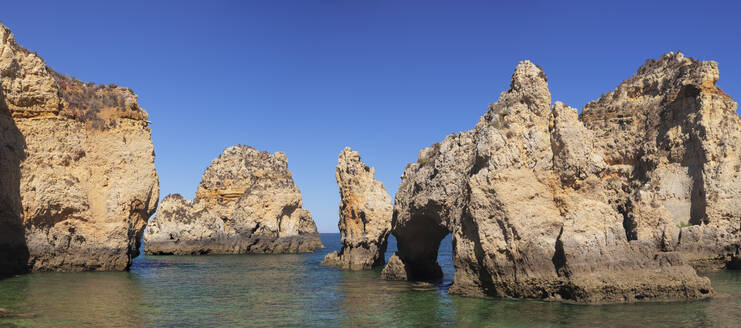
[580,53,741,272]
[0,22,159,274]
[381,53,737,304]
[322,147,392,270]
[144,145,323,255]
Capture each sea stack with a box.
[322,147,392,270]
[381,53,738,304]
[144,145,323,255]
[0,23,159,275]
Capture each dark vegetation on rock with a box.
[51,71,147,130]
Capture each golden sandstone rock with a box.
[0,18,737,306]
[144,145,323,255]
[382,53,739,304]
[322,147,393,270]
[0,22,159,275]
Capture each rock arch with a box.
[381,54,737,304]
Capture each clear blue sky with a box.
[3,1,740,232]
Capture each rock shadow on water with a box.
[0,233,739,327]
[456,270,741,327]
[328,233,459,326]
[335,266,455,326]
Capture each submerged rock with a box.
[322,147,392,270]
[381,53,736,304]
[144,145,323,255]
[0,307,36,319]
[0,23,159,275]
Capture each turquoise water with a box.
[0,234,739,327]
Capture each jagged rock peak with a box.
[635,51,719,89]
[381,55,725,304]
[583,52,729,118]
[322,147,393,270]
[144,145,323,255]
[478,60,552,132]
[195,145,293,207]
[510,60,549,93]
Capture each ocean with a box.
[0,233,739,327]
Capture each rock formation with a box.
[144,145,323,255]
[322,147,393,270]
[0,22,159,275]
[381,52,738,304]
[580,53,741,272]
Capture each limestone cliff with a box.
[322,147,392,270]
[144,145,323,255]
[580,53,741,271]
[0,22,159,275]
[381,53,735,304]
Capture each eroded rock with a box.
[381,54,733,304]
[322,147,392,270]
[581,53,741,271]
[0,22,159,274]
[144,145,323,255]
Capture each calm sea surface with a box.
[0,234,739,327]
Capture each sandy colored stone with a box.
[581,52,741,271]
[382,55,729,304]
[0,23,159,275]
[322,147,392,270]
[144,145,323,255]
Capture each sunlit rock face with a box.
[144,145,323,255]
[382,53,740,304]
[0,22,159,274]
[322,147,392,270]
[580,53,741,272]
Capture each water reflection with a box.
[0,271,148,327]
[0,234,739,327]
[445,271,741,328]
[333,269,447,327]
[134,253,314,327]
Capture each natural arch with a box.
[393,215,450,281]
[381,195,460,283]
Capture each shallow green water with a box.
[0,234,739,327]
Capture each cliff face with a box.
[0,23,159,275]
[381,53,738,304]
[580,53,741,271]
[322,147,392,270]
[144,145,323,255]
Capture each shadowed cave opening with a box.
[394,214,454,283]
